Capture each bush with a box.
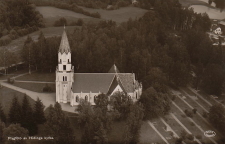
[186,134,194,141]
[54,17,67,27]
[190,122,195,126]
[76,18,84,26]
[196,135,202,140]
[43,84,52,92]
[202,111,208,118]
[175,138,183,144]
[192,108,197,114]
[184,109,193,118]
[7,77,15,84]
[171,95,176,101]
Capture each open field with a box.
[77,6,148,23]
[16,72,55,82]
[36,6,101,26]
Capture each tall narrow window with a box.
[68,59,69,63]
[60,59,61,63]
[65,76,67,81]
[85,95,88,101]
[63,76,64,81]
[63,65,66,70]
[76,96,79,102]
[136,93,138,99]
[94,95,97,103]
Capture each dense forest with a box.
[22,0,225,96]
[0,0,44,46]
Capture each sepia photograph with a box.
[0,0,225,144]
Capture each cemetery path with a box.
[0,81,75,113]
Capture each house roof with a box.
[59,28,70,54]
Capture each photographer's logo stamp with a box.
[204,130,216,137]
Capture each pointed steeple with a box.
[59,27,70,54]
[108,64,120,73]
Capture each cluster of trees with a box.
[31,0,101,18]
[21,32,60,72]
[77,92,144,144]
[0,0,44,46]
[73,0,131,9]
[54,17,84,27]
[0,95,46,143]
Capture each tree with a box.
[142,67,168,92]
[95,93,109,114]
[139,87,171,119]
[0,120,5,143]
[33,98,46,124]
[208,104,225,133]
[0,104,6,123]
[3,124,29,144]
[8,96,21,124]
[21,95,37,135]
[78,100,111,144]
[123,103,144,144]
[109,91,132,119]
[201,64,224,96]
[45,103,75,144]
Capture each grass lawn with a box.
[0,86,36,114]
[0,69,28,80]
[16,72,55,82]
[78,6,148,23]
[140,121,165,144]
[13,82,55,93]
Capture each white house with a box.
[56,28,142,106]
[132,0,138,5]
[214,27,222,35]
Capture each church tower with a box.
[56,27,74,103]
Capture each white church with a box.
[56,28,142,106]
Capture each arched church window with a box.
[85,95,88,101]
[63,76,64,81]
[65,76,67,81]
[94,95,97,103]
[60,59,61,63]
[128,95,131,101]
[76,96,79,102]
[68,59,69,63]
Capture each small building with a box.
[55,28,142,106]
[211,24,222,35]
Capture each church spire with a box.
[108,64,120,73]
[59,27,70,54]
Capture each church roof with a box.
[72,74,115,93]
[108,64,120,73]
[59,28,70,54]
[72,73,135,94]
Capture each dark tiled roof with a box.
[118,74,135,93]
[72,73,135,93]
[59,30,71,54]
[72,74,115,93]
